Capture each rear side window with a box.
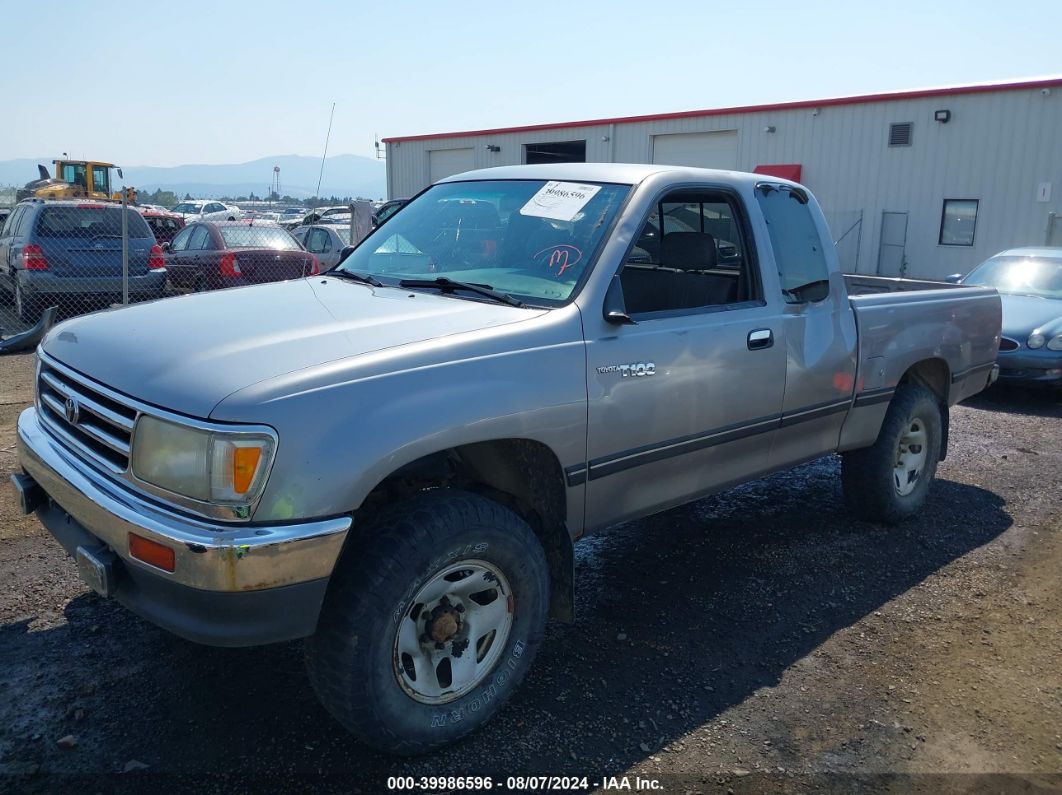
[219,226,299,250]
[187,226,211,250]
[34,206,153,240]
[3,207,25,237]
[755,185,829,302]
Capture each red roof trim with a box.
[754,164,802,182]
[382,76,1062,144]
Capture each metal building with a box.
[383,77,1062,279]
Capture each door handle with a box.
[747,328,773,350]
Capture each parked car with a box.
[0,199,166,323]
[137,207,185,245]
[300,206,349,225]
[291,224,353,271]
[14,164,1001,754]
[163,221,319,291]
[170,200,242,223]
[948,247,1062,386]
[372,198,407,227]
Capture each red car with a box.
[163,221,320,291]
[138,208,186,245]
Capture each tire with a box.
[305,489,550,754]
[15,280,43,325]
[842,383,943,525]
[193,275,209,293]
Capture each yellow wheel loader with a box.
[17,159,136,204]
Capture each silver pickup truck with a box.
[13,164,1001,753]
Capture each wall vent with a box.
[889,122,913,147]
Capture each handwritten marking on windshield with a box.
[534,244,583,278]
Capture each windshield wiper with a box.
[329,270,383,287]
[397,277,525,308]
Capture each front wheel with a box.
[841,383,943,525]
[305,489,550,754]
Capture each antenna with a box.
[313,102,336,214]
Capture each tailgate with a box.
[42,237,153,277]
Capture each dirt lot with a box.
[0,350,1059,794]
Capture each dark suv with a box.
[0,200,167,323]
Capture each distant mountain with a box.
[0,154,386,200]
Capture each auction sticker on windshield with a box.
[520,181,601,222]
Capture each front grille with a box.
[37,359,137,472]
[999,337,1020,352]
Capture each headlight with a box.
[131,416,275,505]
[1048,334,1062,351]
[1027,332,1046,349]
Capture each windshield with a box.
[337,179,630,305]
[172,203,203,214]
[965,255,1062,300]
[219,225,300,250]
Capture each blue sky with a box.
[4,0,1059,166]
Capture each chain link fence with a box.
[1,198,376,336]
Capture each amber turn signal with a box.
[128,532,175,572]
[232,446,263,494]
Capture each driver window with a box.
[620,190,757,316]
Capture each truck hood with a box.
[40,278,543,418]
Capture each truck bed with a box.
[844,274,964,295]
[845,275,1002,407]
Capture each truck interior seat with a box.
[620,231,739,313]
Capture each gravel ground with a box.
[0,350,1059,794]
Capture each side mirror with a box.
[117,167,124,179]
[337,245,356,265]
[943,273,963,284]
[160,241,170,252]
[603,274,636,325]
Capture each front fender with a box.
[210,307,588,528]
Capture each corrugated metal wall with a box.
[386,87,1062,279]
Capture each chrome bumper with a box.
[16,407,351,593]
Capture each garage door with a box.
[651,131,738,170]
[429,148,475,183]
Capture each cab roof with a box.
[436,162,801,190]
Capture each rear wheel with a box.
[842,383,943,524]
[305,489,549,754]
[193,275,209,293]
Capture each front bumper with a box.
[15,408,351,645]
[996,349,1062,385]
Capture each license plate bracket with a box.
[76,545,119,598]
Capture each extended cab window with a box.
[755,185,830,303]
[620,190,756,316]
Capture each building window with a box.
[888,122,913,147]
[939,199,978,246]
[524,140,586,164]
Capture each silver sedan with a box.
[291,224,353,271]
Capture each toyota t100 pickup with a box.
[13,164,1001,753]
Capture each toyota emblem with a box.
[64,397,80,424]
